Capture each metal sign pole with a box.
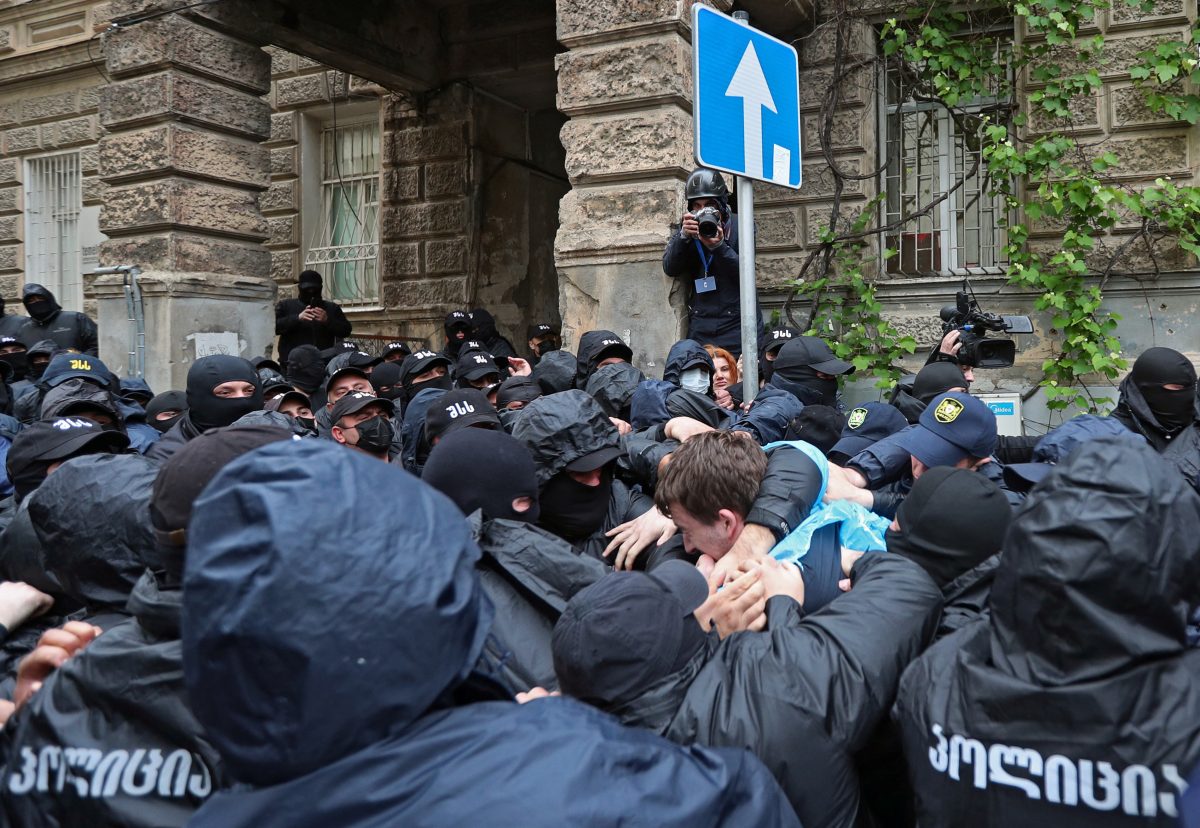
[732,11,759,403]
[736,173,758,403]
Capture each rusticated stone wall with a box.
[552,0,719,372]
[0,0,111,315]
[95,1,275,389]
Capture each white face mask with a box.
[680,366,711,395]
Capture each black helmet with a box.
[685,168,729,203]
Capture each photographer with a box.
[662,168,759,356]
[275,270,353,363]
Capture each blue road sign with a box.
[692,5,802,189]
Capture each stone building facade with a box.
[0,0,1195,417]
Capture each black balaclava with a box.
[185,356,264,432]
[423,428,541,523]
[885,466,1012,587]
[471,308,499,341]
[913,361,970,404]
[1130,347,1197,434]
[410,374,454,397]
[22,284,61,323]
[538,465,613,541]
[370,362,405,401]
[145,390,188,434]
[286,344,326,394]
[0,350,27,381]
[772,366,838,407]
[297,270,323,306]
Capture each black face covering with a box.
[349,415,393,456]
[145,390,187,434]
[1131,347,1197,433]
[286,345,326,393]
[772,366,838,407]
[538,466,613,541]
[27,359,49,381]
[422,428,541,523]
[409,373,454,396]
[0,351,28,381]
[537,340,560,356]
[370,362,405,401]
[298,285,321,305]
[186,355,264,432]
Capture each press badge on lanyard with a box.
[693,239,717,294]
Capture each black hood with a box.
[470,308,498,341]
[186,355,264,431]
[39,379,122,428]
[28,453,158,610]
[532,349,578,395]
[585,362,645,419]
[511,389,621,487]
[21,283,60,322]
[574,331,633,389]
[662,340,714,387]
[989,437,1200,686]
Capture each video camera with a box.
[939,287,1033,369]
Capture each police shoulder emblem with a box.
[934,398,964,423]
[847,408,867,429]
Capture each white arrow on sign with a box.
[724,41,777,180]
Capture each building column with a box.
[553,0,729,374]
[93,2,273,391]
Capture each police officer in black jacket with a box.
[895,437,1200,827]
[274,270,352,364]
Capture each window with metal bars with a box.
[24,151,84,309]
[880,31,1014,277]
[303,119,381,306]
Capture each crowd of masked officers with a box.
[0,268,1196,827]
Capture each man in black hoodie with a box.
[274,270,352,363]
[469,308,517,360]
[16,284,98,355]
[146,356,263,463]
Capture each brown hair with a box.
[704,344,739,385]
[655,431,766,523]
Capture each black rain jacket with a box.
[894,438,1200,826]
[473,515,608,693]
[609,552,943,826]
[180,440,800,827]
[0,571,224,826]
[16,287,98,356]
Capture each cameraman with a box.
[275,269,353,363]
[662,168,760,355]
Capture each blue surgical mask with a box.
[680,366,711,396]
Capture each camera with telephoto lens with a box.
[939,288,1033,369]
[694,206,723,238]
